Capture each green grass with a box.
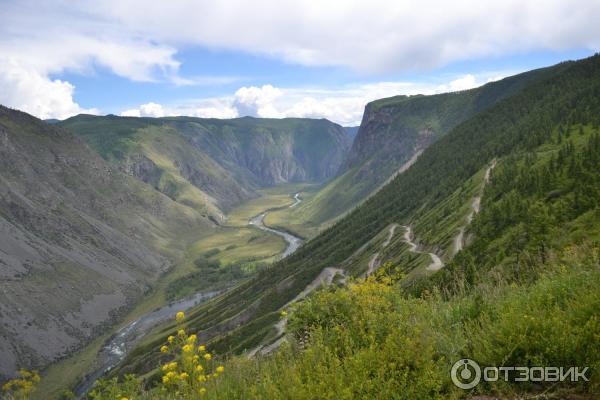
[89,243,600,399]
[189,227,285,265]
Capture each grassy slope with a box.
[58,116,251,216]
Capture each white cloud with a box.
[3,0,598,120]
[80,0,600,72]
[233,85,283,118]
[120,103,167,118]
[119,73,502,126]
[0,57,98,120]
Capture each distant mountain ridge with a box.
[59,115,352,215]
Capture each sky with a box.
[1,1,599,126]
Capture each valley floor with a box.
[35,184,316,399]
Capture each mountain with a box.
[287,62,574,230]
[101,55,600,399]
[0,106,212,382]
[59,116,352,216]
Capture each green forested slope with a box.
[283,61,574,229]
[103,55,600,394]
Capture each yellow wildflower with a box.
[160,345,168,353]
[175,311,185,322]
[193,355,200,363]
[216,365,224,373]
[179,372,189,380]
[198,345,206,352]
[178,329,186,337]
[199,387,206,394]
[162,375,170,384]
[187,334,197,343]
[196,365,204,372]
[280,310,288,317]
[167,361,177,370]
[204,353,212,360]
[167,335,175,343]
[182,344,193,353]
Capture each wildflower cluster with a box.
[89,311,225,399]
[158,311,224,397]
[1,369,40,399]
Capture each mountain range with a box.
[1,55,599,399]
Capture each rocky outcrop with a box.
[118,153,162,187]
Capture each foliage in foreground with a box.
[88,312,225,399]
[1,370,40,400]
[83,243,599,399]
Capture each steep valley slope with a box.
[0,110,353,386]
[0,106,218,381]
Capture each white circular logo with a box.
[451,359,481,389]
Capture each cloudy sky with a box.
[1,0,599,125]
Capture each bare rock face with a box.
[118,153,162,186]
[169,117,352,188]
[0,106,209,381]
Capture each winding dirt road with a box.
[366,224,398,276]
[401,225,444,271]
[452,160,496,255]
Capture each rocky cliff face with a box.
[341,101,437,185]
[172,117,352,187]
[0,106,210,380]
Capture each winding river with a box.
[248,193,303,258]
[74,193,304,397]
[74,291,220,397]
